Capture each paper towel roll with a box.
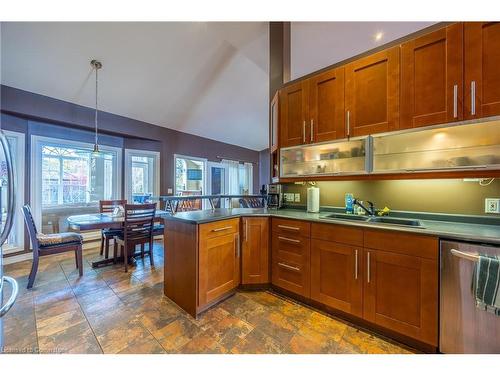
[307,186,320,213]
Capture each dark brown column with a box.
[269,22,291,99]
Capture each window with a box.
[221,159,253,195]
[31,136,121,234]
[1,130,25,254]
[174,155,207,196]
[124,149,160,203]
[238,162,253,195]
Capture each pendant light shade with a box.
[91,59,102,156]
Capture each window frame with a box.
[30,135,122,230]
[173,154,207,196]
[124,148,160,202]
[2,130,25,255]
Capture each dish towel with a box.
[473,254,500,316]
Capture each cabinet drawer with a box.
[363,229,438,260]
[272,256,310,298]
[272,234,310,263]
[199,218,239,239]
[272,218,311,237]
[311,223,363,246]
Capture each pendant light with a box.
[91,59,102,155]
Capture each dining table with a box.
[67,209,170,268]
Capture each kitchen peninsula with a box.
[163,207,500,352]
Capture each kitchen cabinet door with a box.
[464,22,500,119]
[270,91,279,152]
[309,67,345,142]
[310,239,363,317]
[401,23,463,129]
[363,249,438,346]
[199,231,240,308]
[280,81,309,147]
[345,46,400,136]
[241,217,269,285]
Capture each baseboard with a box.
[3,252,33,265]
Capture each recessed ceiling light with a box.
[374,32,384,41]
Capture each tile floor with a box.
[2,242,416,354]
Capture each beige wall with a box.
[283,178,500,216]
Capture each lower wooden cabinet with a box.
[310,239,363,317]
[241,217,269,285]
[271,219,311,298]
[362,248,438,346]
[198,219,240,309]
[308,223,438,347]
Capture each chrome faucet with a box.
[353,198,375,216]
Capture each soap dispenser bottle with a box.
[345,193,354,214]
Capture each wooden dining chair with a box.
[114,203,156,272]
[22,205,83,289]
[239,197,265,208]
[99,199,127,258]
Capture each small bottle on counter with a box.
[345,193,354,214]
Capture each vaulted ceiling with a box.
[1,22,436,152]
[0,22,270,150]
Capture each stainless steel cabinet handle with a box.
[278,236,300,244]
[310,119,314,142]
[346,110,350,137]
[212,226,232,232]
[277,224,300,231]
[354,249,358,280]
[404,165,488,173]
[0,276,19,318]
[303,121,306,143]
[367,252,371,283]
[235,233,240,258]
[453,84,458,118]
[278,262,300,272]
[471,81,476,116]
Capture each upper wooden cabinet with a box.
[401,23,464,129]
[241,217,269,285]
[464,22,500,119]
[280,69,346,146]
[280,81,309,147]
[309,67,346,142]
[345,46,400,136]
[270,92,279,152]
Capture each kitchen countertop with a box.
[163,208,500,245]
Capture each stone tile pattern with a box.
[2,242,416,354]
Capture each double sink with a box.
[321,213,424,227]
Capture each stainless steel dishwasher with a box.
[440,240,500,353]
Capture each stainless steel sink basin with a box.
[320,213,424,227]
[368,217,424,227]
[321,213,370,222]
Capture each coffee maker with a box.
[266,183,283,209]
